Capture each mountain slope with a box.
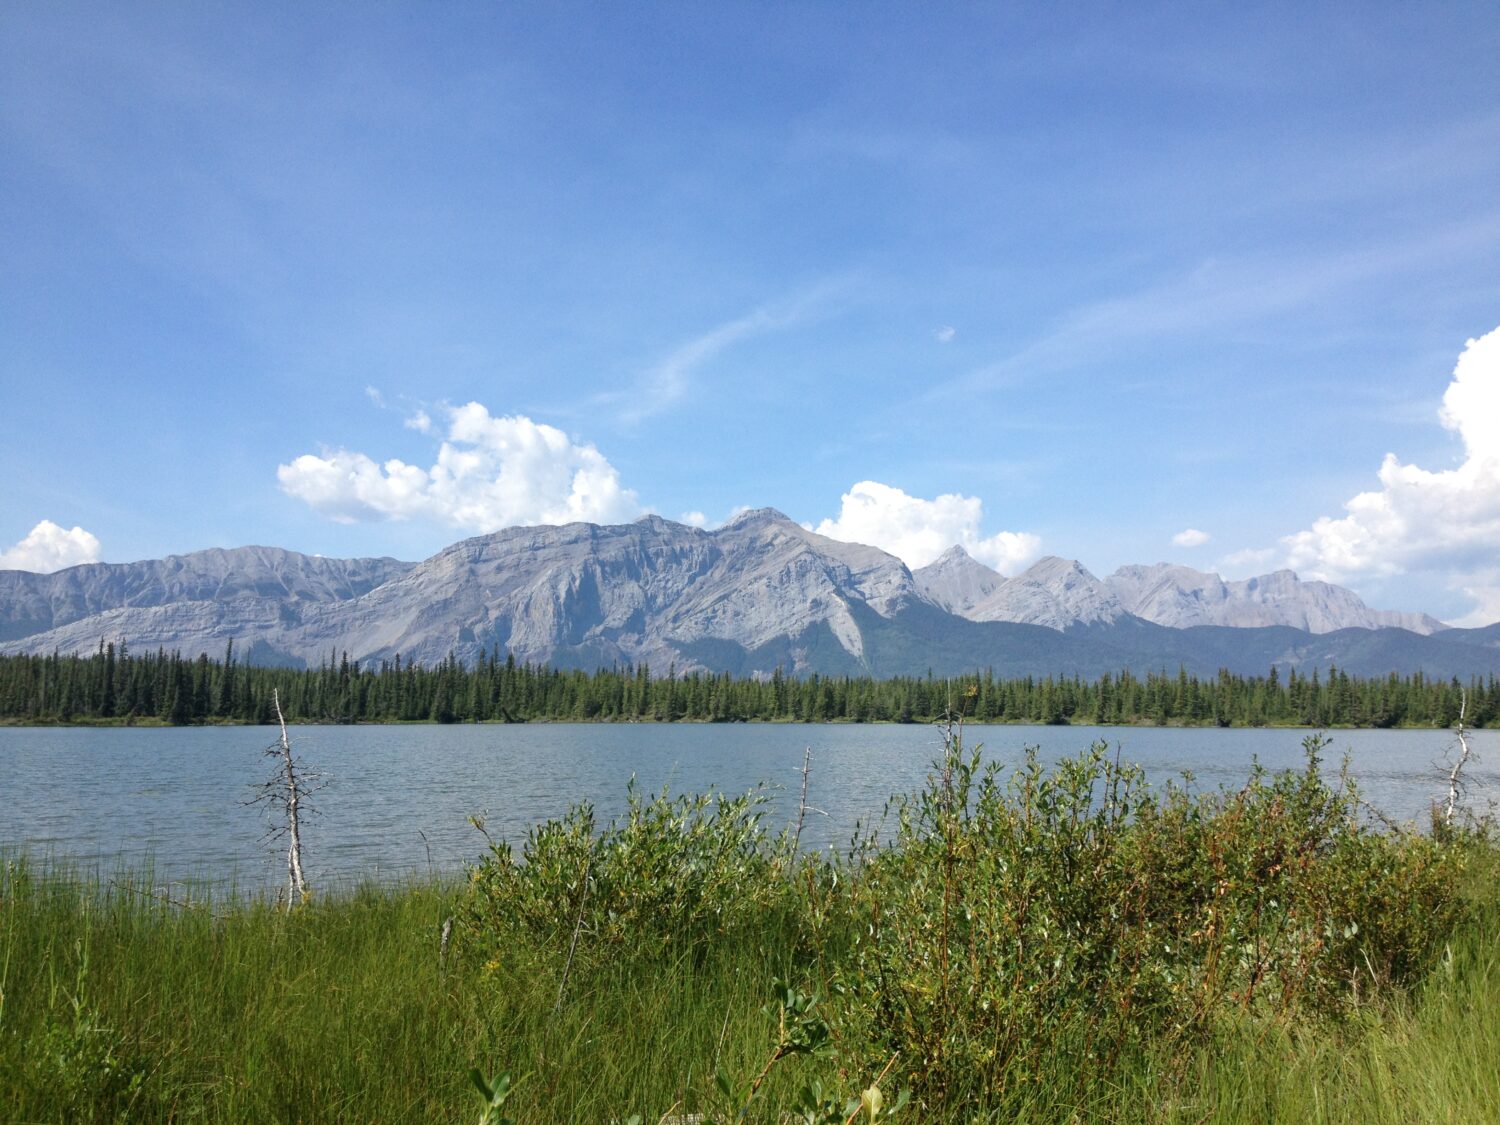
[1,517,1492,679]
[1106,563,1447,635]
[969,556,1127,629]
[0,547,412,652]
[912,546,1006,616]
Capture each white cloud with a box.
[1452,571,1500,627]
[1172,528,1211,548]
[1279,325,1500,620]
[935,325,956,344]
[814,480,1041,572]
[0,520,102,573]
[933,214,1500,404]
[278,403,643,531]
[404,408,433,434]
[601,279,854,425]
[678,510,709,528]
[364,385,386,409]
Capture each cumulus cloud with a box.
[1172,528,1211,548]
[935,325,956,344]
[0,520,102,573]
[1280,325,1500,622]
[678,510,709,528]
[814,480,1041,572]
[278,403,643,531]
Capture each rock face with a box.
[287,508,922,671]
[0,510,924,673]
[1103,564,1448,636]
[920,554,1446,637]
[912,546,1006,616]
[968,557,1127,630]
[0,547,412,654]
[0,517,1470,677]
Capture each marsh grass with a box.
[1,733,1496,1122]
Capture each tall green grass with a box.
[2,731,1496,1122]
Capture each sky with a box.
[3,3,1500,624]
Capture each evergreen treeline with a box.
[1,640,1496,728]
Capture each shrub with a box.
[460,781,802,968]
[836,729,1468,1111]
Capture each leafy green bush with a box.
[461,781,803,967]
[453,727,1477,1117]
[836,730,1468,1111]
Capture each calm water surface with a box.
[1,723,1494,892]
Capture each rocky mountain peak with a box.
[0,517,1466,676]
[1104,562,1448,635]
[913,544,1005,617]
[967,556,1125,630]
[722,506,798,530]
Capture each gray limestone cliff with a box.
[968,556,1127,629]
[1104,563,1447,635]
[912,545,1006,616]
[0,510,922,674]
[0,517,1463,676]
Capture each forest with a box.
[1,640,1495,728]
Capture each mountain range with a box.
[3,509,1497,679]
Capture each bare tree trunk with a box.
[274,689,311,903]
[790,746,825,858]
[1443,690,1472,831]
[792,746,812,853]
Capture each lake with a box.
[1,723,1494,893]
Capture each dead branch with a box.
[790,746,827,854]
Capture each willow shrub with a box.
[457,732,1474,1118]
[460,780,807,970]
[838,731,1470,1112]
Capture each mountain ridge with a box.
[0,513,1485,679]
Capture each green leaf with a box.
[469,1068,493,1100]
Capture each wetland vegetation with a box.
[2,728,1495,1122]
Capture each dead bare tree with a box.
[1442,690,1474,831]
[790,746,827,856]
[255,689,318,905]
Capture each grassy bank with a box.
[2,734,1495,1122]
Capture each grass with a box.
[1152,854,1500,1124]
[0,864,825,1122]
[1,732,1496,1123]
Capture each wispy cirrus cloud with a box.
[601,279,856,425]
[937,212,1500,399]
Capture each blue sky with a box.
[3,3,1499,622]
